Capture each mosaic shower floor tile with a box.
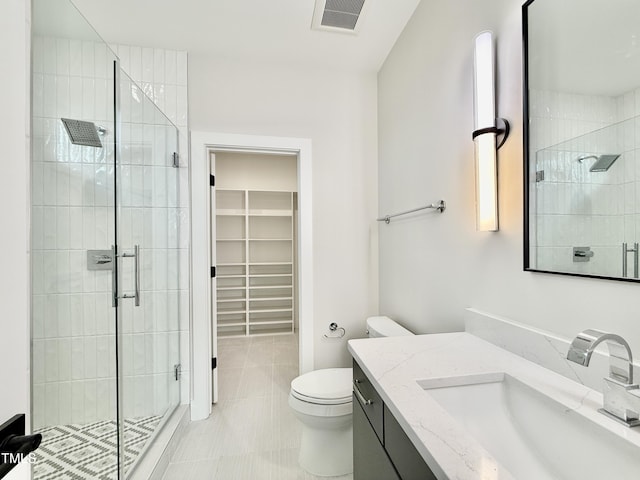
[33,416,161,480]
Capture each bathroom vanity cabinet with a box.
[352,360,436,480]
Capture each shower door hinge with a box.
[210,174,215,187]
[212,357,217,370]
[536,170,545,182]
[174,364,182,381]
[211,266,216,278]
[172,152,180,168]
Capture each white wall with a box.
[190,56,379,367]
[215,152,297,192]
[378,0,640,346]
[0,0,31,478]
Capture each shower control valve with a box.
[573,246,594,262]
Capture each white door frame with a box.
[190,131,314,421]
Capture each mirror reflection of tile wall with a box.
[530,88,640,276]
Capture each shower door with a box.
[116,70,181,476]
[31,1,122,478]
[31,1,181,478]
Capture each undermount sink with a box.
[419,373,640,480]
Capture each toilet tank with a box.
[366,316,414,338]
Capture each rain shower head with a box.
[589,154,620,172]
[576,154,621,172]
[60,118,103,148]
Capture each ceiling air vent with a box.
[312,0,367,33]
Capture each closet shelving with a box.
[216,189,295,337]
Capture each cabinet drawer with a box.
[353,393,400,480]
[352,359,384,443]
[384,404,437,480]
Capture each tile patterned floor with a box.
[33,416,161,480]
[163,333,353,480]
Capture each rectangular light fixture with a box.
[472,31,509,232]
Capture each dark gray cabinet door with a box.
[384,405,437,480]
[353,393,400,480]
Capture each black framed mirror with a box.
[523,0,640,282]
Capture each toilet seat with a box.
[290,389,351,405]
[288,392,352,417]
[290,368,353,405]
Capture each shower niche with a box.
[30,0,182,478]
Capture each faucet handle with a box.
[602,378,640,425]
[610,342,635,383]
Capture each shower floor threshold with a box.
[33,415,161,480]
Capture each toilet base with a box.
[298,416,353,477]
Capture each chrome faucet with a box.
[567,329,640,427]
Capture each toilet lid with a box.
[291,368,352,404]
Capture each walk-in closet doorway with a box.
[212,151,299,404]
[190,132,313,419]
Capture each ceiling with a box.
[71,0,421,72]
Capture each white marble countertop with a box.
[348,332,640,480]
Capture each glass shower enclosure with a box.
[30,1,182,478]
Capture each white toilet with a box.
[288,316,414,476]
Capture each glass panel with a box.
[31,0,120,478]
[117,70,181,476]
[531,118,630,277]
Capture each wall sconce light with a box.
[472,30,509,232]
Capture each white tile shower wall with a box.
[532,88,640,276]
[530,90,623,275]
[31,38,190,429]
[111,43,190,416]
[614,88,640,254]
[32,35,118,430]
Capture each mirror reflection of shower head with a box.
[576,154,621,172]
[60,118,105,148]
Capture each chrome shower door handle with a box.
[128,245,140,307]
[111,245,117,307]
[133,244,140,306]
[622,243,639,279]
[118,245,140,306]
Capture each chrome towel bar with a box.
[377,200,446,224]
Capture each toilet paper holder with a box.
[324,322,345,339]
